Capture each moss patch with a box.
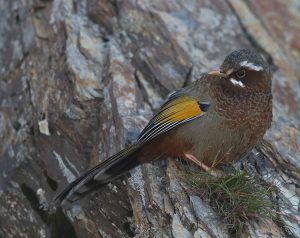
[183,170,275,236]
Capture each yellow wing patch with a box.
[138,95,206,143]
[154,96,203,124]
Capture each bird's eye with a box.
[236,70,246,78]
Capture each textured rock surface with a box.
[0,0,299,237]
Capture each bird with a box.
[54,49,272,205]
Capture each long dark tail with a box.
[54,143,142,205]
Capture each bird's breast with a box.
[174,101,270,167]
[213,90,272,135]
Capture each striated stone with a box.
[172,214,193,238]
[0,0,299,237]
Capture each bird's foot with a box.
[184,153,224,177]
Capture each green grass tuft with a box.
[183,170,276,235]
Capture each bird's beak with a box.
[208,70,226,77]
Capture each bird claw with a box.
[184,153,224,177]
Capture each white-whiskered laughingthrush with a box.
[55,49,272,204]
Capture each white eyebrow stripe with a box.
[230,78,245,88]
[240,61,263,71]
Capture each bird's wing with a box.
[138,93,210,143]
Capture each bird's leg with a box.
[184,153,224,177]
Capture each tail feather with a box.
[54,143,142,205]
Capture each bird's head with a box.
[209,49,271,92]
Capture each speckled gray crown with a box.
[220,49,270,74]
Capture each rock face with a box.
[0,0,299,237]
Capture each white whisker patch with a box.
[230,78,245,88]
[240,61,263,71]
